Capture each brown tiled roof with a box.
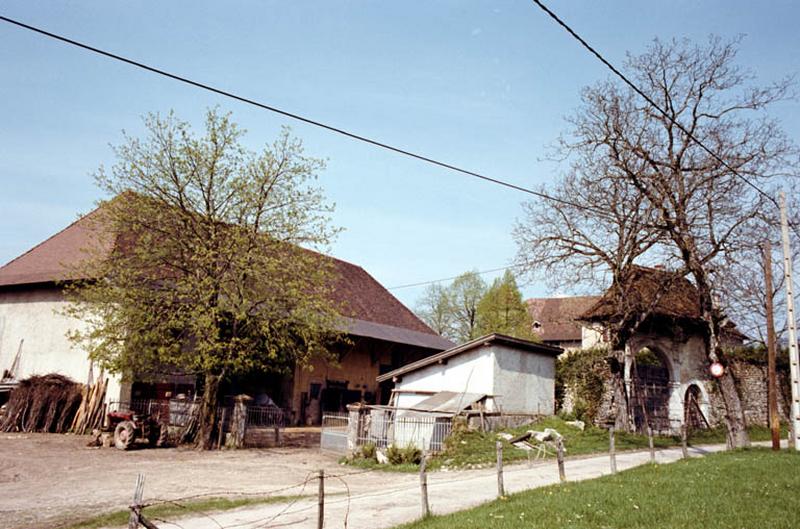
[580,266,701,323]
[0,207,113,287]
[526,296,600,342]
[0,203,445,346]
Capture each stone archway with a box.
[629,347,673,434]
[684,383,711,430]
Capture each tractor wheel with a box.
[114,420,136,450]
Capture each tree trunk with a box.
[196,372,222,450]
[715,366,750,448]
[703,304,750,448]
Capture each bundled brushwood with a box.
[0,374,83,433]
[71,377,108,434]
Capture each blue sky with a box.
[1,1,799,308]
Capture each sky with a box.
[1,1,799,310]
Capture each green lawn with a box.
[346,416,785,471]
[397,449,800,529]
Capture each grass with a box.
[344,417,789,472]
[396,448,800,529]
[63,494,304,529]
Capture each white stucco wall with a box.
[0,287,124,402]
[395,347,495,410]
[394,343,556,415]
[491,343,555,415]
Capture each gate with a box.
[320,412,349,452]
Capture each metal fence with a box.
[108,399,289,430]
[246,405,291,428]
[321,409,453,454]
[107,398,197,427]
[320,412,349,452]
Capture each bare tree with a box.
[547,36,797,447]
[514,167,665,349]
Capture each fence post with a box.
[647,425,655,463]
[230,394,252,448]
[496,441,505,497]
[317,469,324,529]
[681,423,689,459]
[420,452,431,518]
[128,473,145,529]
[346,404,362,452]
[556,438,566,483]
[609,426,617,474]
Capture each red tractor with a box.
[107,408,168,450]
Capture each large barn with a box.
[0,204,453,424]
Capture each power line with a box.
[529,0,781,211]
[0,14,589,214]
[387,264,521,290]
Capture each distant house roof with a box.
[0,202,451,351]
[526,296,600,343]
[377,333,562,383]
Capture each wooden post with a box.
[496,441,505,497]
[419,452,430,518]
[647,426,655,463]
[681,424,689,459]
[556,438,566,483]
[609,426,617,474]
[128,473,145,529]
[317,469,324,529]
[764,240,782,451]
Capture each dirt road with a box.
[0,433,753,529]
[0,433,348,529]
[170,443,738,529]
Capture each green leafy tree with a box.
[415,283,455,339]
[475,270,536,340]
[66,109,343,448]
[449,271,487,343]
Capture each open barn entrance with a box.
[630,347,672,434]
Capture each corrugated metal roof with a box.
[408,391,486,414]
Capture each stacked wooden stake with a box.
[71,377,108,434]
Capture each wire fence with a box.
[123,423,735,529]
[321,408,453,454]
[108,399,291,431]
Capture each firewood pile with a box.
[0,374,83,433]
[71,377,108,434]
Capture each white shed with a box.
[377,333,562,416]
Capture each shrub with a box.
[360,442,377,461]
[401,444,422,465]
[386,444,404,465]
[386,443,423,465]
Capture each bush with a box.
[360,442,377,461]
[386,443,422,465]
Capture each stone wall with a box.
[716,360,791,426]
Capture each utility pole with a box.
[763,240,781,450]
[779,192,800,450]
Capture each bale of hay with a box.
[0,374,83,433]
